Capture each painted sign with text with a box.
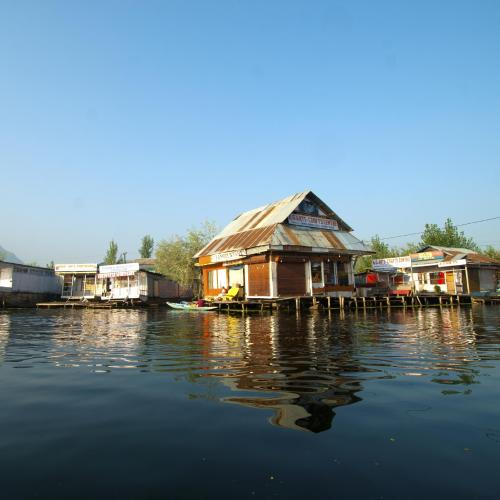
[211,250,247,263]
[410,251,444,263]
[288,213,339,231]
[372,256,412,270]
[55,263,98,273]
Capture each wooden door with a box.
[278,262,306,296]
[248,263,269,296]
[445,272,456,294]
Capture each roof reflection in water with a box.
[198,312,364,433]
[0,306,493,434]
[194,307,487,433]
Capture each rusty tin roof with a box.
[195,191,372,260]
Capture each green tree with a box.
[481,245,500,260]
[420,218,479,251]
[155,221,218,290]
[46,260,55,269]
[103,240,119,265]
[355,235,401,272]
[139,235,154,258]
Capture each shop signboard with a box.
[410,250,444,267]
[438,259,467,268]
[372,256,412,271]
[55,263,98,273]
[288,213,339,231]
[211,250,247,263]
[98,263,139,278]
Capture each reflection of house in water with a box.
[0,313,10,362]
[199,313,364,433]
[49,309,148,370]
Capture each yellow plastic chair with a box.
[221,286,241,301]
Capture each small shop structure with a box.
[370,246,500,295]
[194,191,373,300]
[55,263,99,300]
[55,262,192,303]
[0,261,61,306]
[98,262,191,302]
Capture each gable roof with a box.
[216,190,352,239]
[195,191,371,259]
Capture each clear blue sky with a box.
[1,0,499,264]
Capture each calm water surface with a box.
[1,306,499,499]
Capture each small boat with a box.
[166,301,218,311]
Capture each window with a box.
[297,200,319,215]
[324,261,336,285]
[392,274,410,285]
[337,262,350,286]
[208,269,227,289]
[429,272,445,285]
[217,269,227,288]
[84,274,96,293]
[311,262,322,283]
[229,266,244,287]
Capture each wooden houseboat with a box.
[194,191,373,300]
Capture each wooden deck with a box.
[211,293,500,313]
[36,294,499,312]
[36,300,146,309]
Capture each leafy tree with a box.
[155,221,218,290]
[0,250,5,261]
[481,245,500,260]
[46,261,55,269]
[356,218,481,272]
[420,218,479,251]
[139,235,154,259]
[355,235,401,272]
[103,240,119,265]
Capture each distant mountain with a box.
[0,245,23,264]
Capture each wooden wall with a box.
[247,262,270,296]
[277,262,306,296]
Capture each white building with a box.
[55,262,192,302]
[98,262,190,302]
[0,261,61,306]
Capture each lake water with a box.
[1,306,499,499]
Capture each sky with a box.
[1,0,499,265]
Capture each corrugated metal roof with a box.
[418,245,477,254]
[217,191,310,238]
[272,225,371,253]
[195,223,372,258]
[196,225,278,257]
[195,190,359,258]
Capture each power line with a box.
[378,216,500,241]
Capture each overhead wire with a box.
[378,216,500,241]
